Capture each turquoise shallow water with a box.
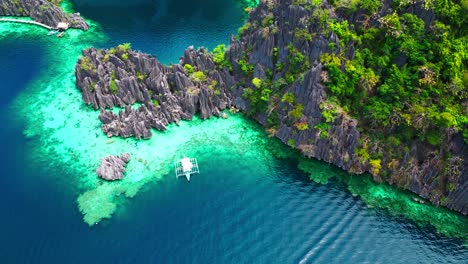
[0,0,467,263]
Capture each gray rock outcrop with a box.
[75,46,233,139]
[96,153,131,181]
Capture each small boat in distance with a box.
[174,156,199,181]
[56,32,65,38]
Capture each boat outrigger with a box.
[174,156,199,181]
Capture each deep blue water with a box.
[0,41,45,107]
[0,1,467,263]
[73,0,246,63]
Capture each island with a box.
[76,44,233,139]
[75,0,466,216]
[0,0,88,31]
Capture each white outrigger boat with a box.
[174,156,199,181]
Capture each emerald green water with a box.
[0,1,466,262]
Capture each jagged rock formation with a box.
[226,0,467,214]
[96,153,130,181]
[75,46,234,139]
[0,0,89,30]
[75,0,466,215]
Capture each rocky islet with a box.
[96,153,131,181]
[76,46,234,139]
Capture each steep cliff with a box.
[0,0,88,30]
[226,0,467,214]
[75,0,467,215]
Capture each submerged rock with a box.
[0,0,89,31]
[96,153,131,181]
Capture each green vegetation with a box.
[314,122,331,139]
[294,28,313,41]
[294,121,309,131]
[117,43,131,52]
[287,43,310,75]
[109,71,118,94]
[238,22,251,36]
[191,71,207,82]
[238,58,254,75]
[261,15,274,27]
[316,0,468,191]
[183,63,194,74]
[293,0,322,9]
[79,57,96,73]
[102,54,110,62]
[288,103,304,121]
[236,18,315,126]
[252,77,262,88]
[212,44,233,70]
[281,92,295,104]
[355,147,370,162]
[136,72,147,82]
[242,77,272,113]
[235,1,466,206]
[317,100,341,130]
[105,43,131,61]
[208,80,218,90]
[369,158,382,175]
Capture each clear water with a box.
[0,0,466,263]
[72,0,247,63]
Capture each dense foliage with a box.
[229,0,467,200]
[321,0,467,147]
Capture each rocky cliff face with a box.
[0,0,88,30]
[226,0,467,214]
[75,46,234,139]
[75,0,466,215]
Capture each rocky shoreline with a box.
[0,0,88,30]
[75,0,466,215]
